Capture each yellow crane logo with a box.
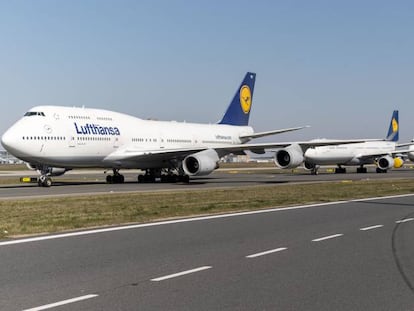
[239,85,251,114]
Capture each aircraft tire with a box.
[38,176,52,187]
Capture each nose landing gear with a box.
[38,175,52,187]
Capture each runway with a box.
[1,195,414,310]
[0,167,414,199]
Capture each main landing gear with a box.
[356,165,367,173]
[334,165,347,174]
[137,168,190,183]
[106,169,125,184]
[105,168,190,184]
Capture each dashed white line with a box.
[246,247,287,258]
[151,266,212,282]
[22,294,98,311]
[396,218,414,223]
[312,234,343,242]
[360,224,384,231]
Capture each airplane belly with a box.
[310,157,353,165]
[305,153,354,165]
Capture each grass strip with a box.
[0,179,413,239]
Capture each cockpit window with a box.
[24,112,45,117]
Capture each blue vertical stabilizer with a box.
[386,110,399,141]
[219,72,256,126]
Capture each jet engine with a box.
[274,143,304,169]
[26,163,69,176]
[377,155,396,170]
[182,149,220,176]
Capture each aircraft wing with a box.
[216,139,381,155]
[396,142,414,148]
[239,126,309,140]
[356,148,413,161]
[104,139,377,163]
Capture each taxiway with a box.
[0,167,414,200]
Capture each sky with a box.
[1,0,414,144]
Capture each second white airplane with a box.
[274,110,406,174]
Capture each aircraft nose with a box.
[1,129,13,151]
[1,127,20,155]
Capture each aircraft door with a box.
[159,133,165,149]
[68,136,76,147]
[113,137,120,149]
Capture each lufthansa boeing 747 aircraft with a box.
[274,110,410,174]
[1,72,371,187]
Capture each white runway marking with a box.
[246,247,287,258]
[151,266,212,282]
[1,193,412,247]
[360,225,384,231]
[396,218,414,223]
[312,234,343,242]
[22,294,98,311]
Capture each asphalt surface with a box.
[1,195,414,310]
[1,167,414,199]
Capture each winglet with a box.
[386,110,399,142]
[219,72,256,126]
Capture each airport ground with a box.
[1,194,414,310]
[0,164,414,237]
[0,162,414,199]
[1,163,414,309]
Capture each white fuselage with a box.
[1,106,254,169]
[305,141,396,166]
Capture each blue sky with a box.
[1,0,414,142]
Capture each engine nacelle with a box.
[182,149,220,176]
[377,155,394,170]
[274,143,304,169]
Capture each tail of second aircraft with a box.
[219,72,256,126]
[385,110,399,141]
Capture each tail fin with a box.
[219,72,256,126]
[386,110,399,141]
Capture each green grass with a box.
[0,179,413,239]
